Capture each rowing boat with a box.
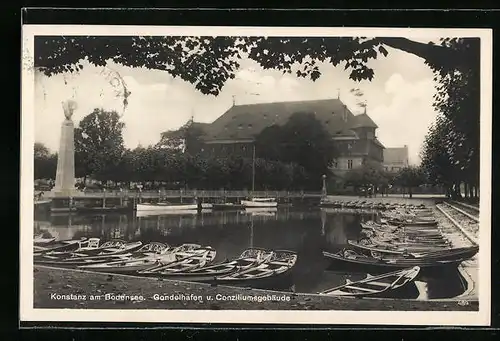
[202,250,298,290]
[34,239,143,265]
[319,266,420,297]
[212,203,244,210]
[241,198,278,208]
[139,247,274,280]
[33,237,97,256]
[323,249,465,272]
[138,246,216,275]
[77,242,177,273]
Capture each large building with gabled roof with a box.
[180,98,385,176]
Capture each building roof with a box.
[351,113,378,129]
[383,147,409,164]
[198,98,378,141]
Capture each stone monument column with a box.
[51,100,80,197]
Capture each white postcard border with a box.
[20,25,492,326]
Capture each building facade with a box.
[383,146,409,173]
[173,98,385,176]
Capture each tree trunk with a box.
[408,187,413,199]
[464,182,469,198]
[469,184,474,199]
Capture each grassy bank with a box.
[34,266,478,311]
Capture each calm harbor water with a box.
[34,207,468,299]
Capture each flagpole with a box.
[252,144,256,193]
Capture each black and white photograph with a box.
[21,25,491,326]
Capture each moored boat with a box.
[323,249,467,272]
[77,242,173,272]
[135,209,212,218]
[347,240,478,261]
[202,249,298,290]
[33,237,96,256]
[356,237,451,252]
[138,246,216,275]
[34,235,56,245]
[136,202,213,211]
[212,203,244,210]
[319,266,421,297]
[34,239,143,265]
[241,198,278,208]
[140,247,274,281]
[382,218,438,227]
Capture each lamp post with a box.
[322,174,327,198]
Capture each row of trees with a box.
[35,108,431,195]
[420,38,479,200]
[34,109,335,191]
[343,160,427,198]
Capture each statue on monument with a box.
[62,99,78,120]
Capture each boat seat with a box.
[344,285,379,292]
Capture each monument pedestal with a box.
[50,109,82,198]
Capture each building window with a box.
[348,160,353,169]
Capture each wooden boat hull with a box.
[387,220,438,227]
[33,239,88,256]
[34,237,56,245]
[319,266,421,297]
[202,250,298,290]
[241,200,278,208]
[323,250,464,273]
[78,255,176,273]
[348,241,478,261]
[77,243,174,272]
[212,203,244,210]
[147,248,274,281]
[75,206,130,213]
[136,203,212,211]
[202,267,295,290]
[34,241,143,265]
[139,248,217,275]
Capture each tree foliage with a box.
[34,36,474,96]
[255,112,337,183]
[157,118,206,154]
[343,160,391,194]
[420,38,480,199]
[74,109,125,182]
[34,142,57,180]
[393,166,426,199]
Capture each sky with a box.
[34,39,440,165]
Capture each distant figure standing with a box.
[195,196,202,212]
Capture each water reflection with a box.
[34,208,467,298]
